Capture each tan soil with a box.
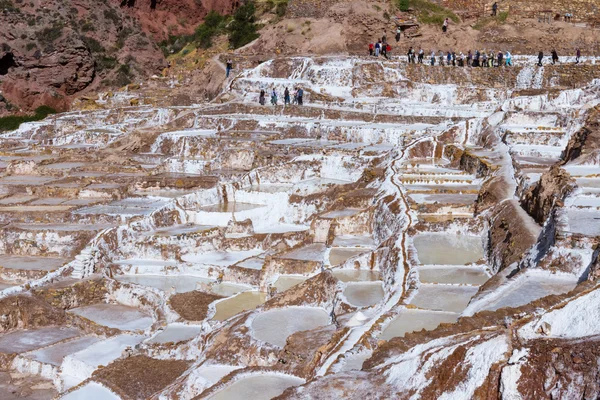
[93,355,190,400]
[169,291,224,321]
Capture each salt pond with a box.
[380,309,459,341]
[409,284,479,313]
[212,291,267,321]
[412,233,484,265]
[343,282,384,307]
[68,304,153,331]
[207,374,304,400]
[251,307,330,347]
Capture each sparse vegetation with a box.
[0,106,57,133]
[472,11,509,30]
[399,0,409,12]
[396,0,459,25]
[228,1,259,49]
[158,10,228,56]
[81,36,105,53]
[36,24,64,45]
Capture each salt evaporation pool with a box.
[412,233,484,265]
[60,382,120,400]
[68,304,153,330]
[251,307,330,347]
[274,275,308,292]
[343,282,384,307]
[0,327,80,354]
[23,336,100,366]
[147,324,202,344]
[200,203,263,213]
[328,248,367,266]
[212,291,267,321]
[333,269,381,282]
[380,309,459,341]
[182,249,263,266]
[210,282,251,297]
[410,284,479,313]
[278,244,326,261]
[207,374,304,400]
[115,274,213,293]
[480,272,578,312]
[417,266,489,285]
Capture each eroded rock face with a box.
[0,0,166,114]
[488,200,541,273]
[562,105,600,164]
[521,165,577,224]
[112,0,241,41]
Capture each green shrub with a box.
[399,0,409,11]
[103,8,120,24]
[275,2,287,17]
[497,11,508,23]
[229,1,259,49]
[195,10,226,48]
[397,0,459,25]
[81,36,105,53]
[36,24,64,44]
[0,106,57,132]
[95,55,117,72]
[25,42,36,51]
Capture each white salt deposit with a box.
[251,307,329,347]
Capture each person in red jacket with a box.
[369,43,374,56]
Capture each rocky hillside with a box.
[0,0,168,115]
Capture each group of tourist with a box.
[259,87,304,106]
[404,48,513,67]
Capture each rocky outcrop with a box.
[111,0,241,42]
[488,200,541,273]
[561,105,600,164]
[0,0,166,115]
[520,165,577,224]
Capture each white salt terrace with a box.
[147,224,216,236]
[0,255,68,272]
[182,249,264,266]
[380,309,459,341]
[207,374,304,400]
[61,334,145,382]
[410,284,480,313]
[0,327,80,354]
[274,275,308,292]
[68,304,153,331]
[476,271,579,313]
[75,197,170,216]
[277,244,326,262]
[417,266,489,286]
[210,282,251,297]
[559,209,600,237]
[200,203,263,213]
[146,324,202,344]
[60,382,120,400]
[22,336,100,366]
[115,274,213,293]
[408,193,478,205]
[331,235,375,248]
[343,282,384,307]
[412,233,484,265]
[333,269,381,282]
[328,248,368,266]
[321,208,363,219]
[212,291,267,321]
[250,307,330,347]
[235,257,264,270]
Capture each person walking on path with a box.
[226,59,233,78]
[458,52,464,67]
[407,47,413,63]
[497,51,504,67]
[505,51,512,66]
[382,42,389,59]
[538,51,544,66]
[369,42,374,56]
[382,34,387,45]
[284,87,291,105]
[551,49,559,65]
[576,48,581,64]
[418,48,424,63]
[375,41,381,57]
[270,88,278,106]
[430,51,436,66]
[395,27,401,43]
[482,52,488,67]
[492,2,498,16]
[259,89,266,106]
[438,50,445,66]
[296,87,304,105]
[447,51,452,66]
